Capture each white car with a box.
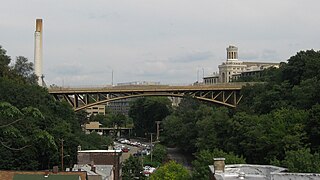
[142,166,156,176]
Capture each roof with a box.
[209,164,286,180]
[209,164,320,180]
[73,164,113,179]
[13,174,80,180]
[0,171,86,180]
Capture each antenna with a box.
[112,70,114,86]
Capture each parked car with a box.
[121,146,130,153]
[142,166,156,176]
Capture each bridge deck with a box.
[48,83,253,111]
[48,83,247,94]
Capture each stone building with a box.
[204,45,279,84]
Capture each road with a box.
[114,142,140,162]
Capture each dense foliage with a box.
[150,161,191,180]
[129,97,172,137]
[161,49,320,174]
[192,149,245,180]
[0,45,112,170]
[122,156,146,180]
[142,144,168,167]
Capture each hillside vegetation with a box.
[0,45,112,170]
[161,50,320,179]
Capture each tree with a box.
[143,144,167,167]
[281,148,320,173]
[195,106,232,151]
[150,161,191,180]
[12,56,38,85]
[305,104,320,152]
[129,97,171,137]
[0,102,55,170]
[122,156,145,180]
[0,45,11,77]
[192,149,246,180]
[162,96,200,152]
[282,50,320,86]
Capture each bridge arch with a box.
[74,92,240,112]
[49,84,246,112]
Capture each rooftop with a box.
[209,163,320,180]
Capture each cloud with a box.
[241,51,260,61]
[169,51,214,63]
[261,49,279,61]
[2,0,320,86]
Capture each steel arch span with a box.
[48,83,247,112]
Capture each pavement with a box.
[114,142,140,162]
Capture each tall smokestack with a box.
[34,19,43,86]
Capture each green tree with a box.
[305,104,320,152]
[78,132,112,150]
[122,156,145,180]
[0,45,116,171]
[150,161,191,180]
[143,144,168,167]
[129,97,171,137]
[195,106,232,151]
[162,96,200,152]
[0,45,11,77]
[282,50,320,86]
[12,56,38,85]
[281,148,320,173]
[192,149,245,180]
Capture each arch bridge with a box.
[48,83,249,112]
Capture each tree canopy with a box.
[161,49,320,173]
[0,45,113,170]
[129,97,172,137]
[150,161,191,180]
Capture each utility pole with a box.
[202,68,205,82]
[155,121,161,142]
[150,133,154,162]
[60,139,64,171]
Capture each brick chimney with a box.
[213,158,225,173]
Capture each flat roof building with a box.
[209,158,320,180]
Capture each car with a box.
[121,147,129,153]
[120,139,130,144]
[142,166,156,176]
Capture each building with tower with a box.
[204,45,279,84]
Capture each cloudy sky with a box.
[1,0,320,86]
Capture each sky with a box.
[1,0,320,87]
